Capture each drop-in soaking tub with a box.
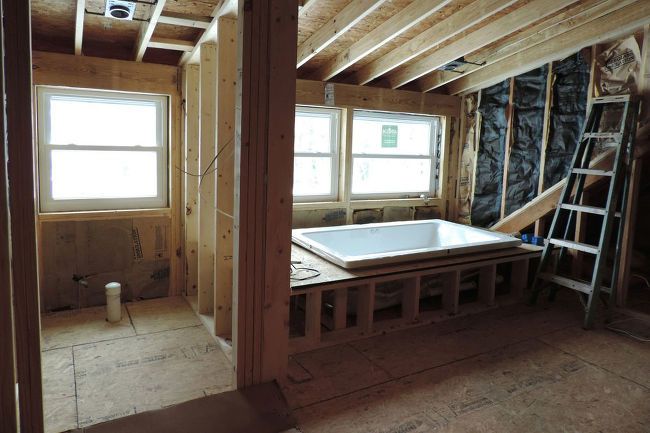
[291,219,521,269]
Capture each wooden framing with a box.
[500,79,515,219]
[386,0,576,89]
[214,18,237,337]
[534,63,554,236]
[289,245,541,354]
[349,0,515,86]
[134,0,167,61]
[297,0,385,68]
[233,0,297,386]
[312,0,452,81]
[149,37,195,52]
[198,42,217,314]
[183,65,200,296]
[74,0,84,55]
[4,0,43,431]
[158,12,212,29]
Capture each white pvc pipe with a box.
[105,282,122,323]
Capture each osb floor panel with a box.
[41,296,233,433]
[283,297,650,433]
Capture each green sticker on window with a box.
[381,125,398,148]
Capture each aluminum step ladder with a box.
[529,94,639,329]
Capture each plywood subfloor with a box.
[41,296,233,433]
[283,294,650,432]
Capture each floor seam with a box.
[347,342,395,380]
[72,347,80,430]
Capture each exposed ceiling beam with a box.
[297,0,386,68]
[74,0,85,55]
[448,0,649,95]
[311,0,454,81]
[386,0,579,89]
[134,0,167,61]
[179,0,238,65]
[149,37,195,51]
[348,0,517,86]
[419,0,628,92]
[158,12,211,29]
[298,0,318,16]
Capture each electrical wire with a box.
[290,262,321,281]
[606,317,650,342]
[175,137,234,185]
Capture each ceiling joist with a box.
[133,0,167,61]
[298,0,318,17]
[448,0,649,95]
[386,0,579,89]
[158,12,211,29]
[149,37,195,52]
[296,0,386,68]
[420,0,634,92]
[312,0,454,81]
[74,0,85,55]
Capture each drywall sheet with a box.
[505,65,548,216]
[472,79,510,228]
[457,94,478,225]
[543,53,589,189]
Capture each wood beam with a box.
[233,0,297,386]
[149,37,195,51]
[158,12,211,29]
[3,0,43,431]
[75,0,84,55]
[421,0,634,92]
[449,1,650,95]
[348,0,516,85]
[313,0,453,80]
[296,0,385,68]
[133,0,167,61]
[298,0,317,16]
[386,0,578,89]
[178,0,237,65]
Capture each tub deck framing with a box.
[290,244,543,354]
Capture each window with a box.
[351,110,440,199]
[293,106,340,202]
[37,87,168,212]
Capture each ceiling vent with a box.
[105,0,136,20]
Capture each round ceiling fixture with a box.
[108,4,131,19]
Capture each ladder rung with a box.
[538,273,612,295]
[572,168,613,176]
[592,95,630,104]
[559,204,621,218]
[583,132,622,140]
[548,238,599,254]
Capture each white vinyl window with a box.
[37,87,168,212]
[293,106,341,202]
[351,110,440,199]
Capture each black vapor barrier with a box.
[544,52,590,189]
[472,79,510,228]
[504,65,548,216]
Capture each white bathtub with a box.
[291,219,521,269]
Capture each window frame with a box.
[292,105,341,203]
[350,109,440,200]
[36,86,169,213]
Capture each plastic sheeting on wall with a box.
[504,65,548,216]
[472,79,510,228]
[543,52,590,189]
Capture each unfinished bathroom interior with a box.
[2,0,650,432]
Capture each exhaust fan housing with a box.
[105,0,136,20]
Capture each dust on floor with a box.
[283,295,650,433]
[41,296,233,433]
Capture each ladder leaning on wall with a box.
[529,94,640,329]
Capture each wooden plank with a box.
[479,264,497,306]
[183,65,200,296]
[74,0,84,55]
[179,0,238,65]
[534,63,553,236]
[500,79,515,219]
[32,51,180,95]
[198,43,217,315]
[214,18,237,337]
[134,0,167,61]
[297,0,385,68]
[402,277,421,322]
[170,95,185,296]
[298,0,318,16]
[421,0,629,92]
[448,1,650,95]
[312,0,451,80]
[616,158,642,306]
[149,37,195,52]
[233,0,296,386]
[442,270,460,314]
[305,292,322,344]
[158,12,212,29]
[4,0,43,430]
[333,288,348,330]
[357,283,376,333]
[349,0,516,85]
[296,79,460,117]
[386,0,577,89]
[509,258,530,298]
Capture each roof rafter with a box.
[312,0,454,81]
[134,0,167,61]
[297,0,386,68]
[386,0,580,89]
[158,12,212,29]
[74,0,85,55]
[348,0,517,86]
[149,37,195,51]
